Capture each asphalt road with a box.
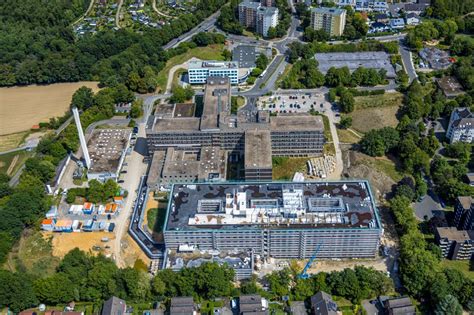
[162,10,220,49]
[399,40,417,82]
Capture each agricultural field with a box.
[156,44,225,91]
[0,82,100,135]
[349,92,403,134]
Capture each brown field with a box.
[0,82,100,135]
[49,231,115,258]
[351,106,399,134]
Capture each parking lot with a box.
[256,92,329,114]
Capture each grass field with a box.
[441,259,474,281]
[0,131,29,152]
[156,44,225,91]
[350,92,403,134]
[0,82,100,135]
[272,157,308,180]
[276,63,293,88]
[0,150,33,176]
[172,67,187,89]
[5,230,60,277]
[337,128,361,144]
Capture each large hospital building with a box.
[146,77,325,185]
[163,181,382,259]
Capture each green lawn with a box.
[337,128,361,144]
[5,230,60,277]
[354,92,404,109]
[272,157,308,180]
[156,44,225,91]
[231,96,246,114]
[0,150,33,176]
[147,198,169,234]
[441,259,474,281]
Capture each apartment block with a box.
[188,60,239,84]
[163,181,382,259]
[310,7,347,37]
[239,0,279,37]
[454,196,474,230]
[435,227,474,260]
[446,108,474,144]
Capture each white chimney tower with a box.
[72,107,91,169]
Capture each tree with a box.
[130,99,143,118]
[241,275,259,294]
[256,54,269,70]
[170,85,194,103]
[34,273,77,304]
[339,116,352,129]
[435,295,463,315]
[71,86,94,110]
[339,90,355,113]
[266,268,291,297]
[222,49,232,61]
[444,142,471,163]
[0,270,38,313]
[359,130,386,157]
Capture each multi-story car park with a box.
[162,181,383,259]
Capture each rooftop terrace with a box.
[165,181,380,231]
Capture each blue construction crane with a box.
[298,243,323,279]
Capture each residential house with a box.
[102,296,129,315]
[239,294,269,314]
[370,21,390,33]
[375,13,389,23]
[435,227,474,260]
[437,76,465,98]
[389,18,405,29]
[419,47,452,70]
[169,297,196,315]
[383,297,416,315]
[405,12,420,25]
[404,3,427,14]
[446,108,474,143]
[310,291,340,315]
[454,196,474,230]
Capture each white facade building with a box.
[257,7,279,37]
[188,61,240,84]
[446,108,474,144]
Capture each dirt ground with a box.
[120,233,151,267]
[342,148,398,202]
[0,82,100,135]
[49,231,115,259]
[351,105,399,134]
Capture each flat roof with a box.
[437,76,464,97]
[245,129,272,169]
[165,181,381,231]
[233,45,257,68]
[165,249,252,270]
[315,52,396,78]
[200,77,231,131]
[270,114,324,131]
[436,227,472,242]
[189,60,239,70]
[161,147,226,180]
[174,103,195,118]
[311,7,346,15]
[152,117,201,132]
[87,128,131,174]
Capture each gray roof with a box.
[170,297,195,315]
[233,45,257,68]
[310,291,338,315]
[311,7,346,16]
[102,296,127,315]
[240,294,266,314]
[385,297,415,315]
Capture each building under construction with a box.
[163,180,382,259]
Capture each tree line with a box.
[0,246,396,313]
[0,0,226,90]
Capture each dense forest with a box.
[0,0,226,89]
